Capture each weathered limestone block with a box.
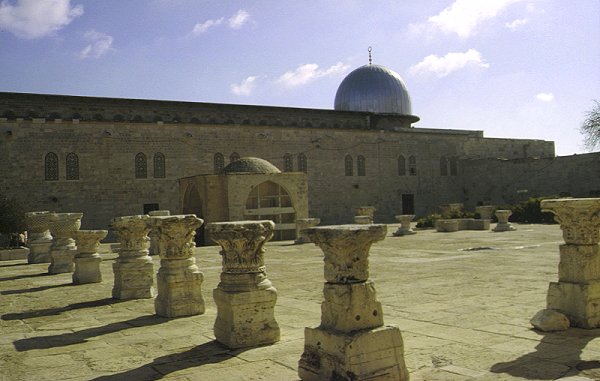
[151,214,204,318]
[354,215,373,224]
[355,206,376,219]
[435,219,459,232]
[110,215,155,299]
[48,213,82,274]
[72,230,107,284]
[299,224,409,381]
[533,197,600,329]
[295,218,321,244]
[530,309,570,332]
[148,209,170,255]
[208,220,280,348]
[493,210,516,232]
[25,211,53,263]
[475,205,496,220]
[393,215,415,236]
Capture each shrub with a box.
[511,197,557,224]
[416,214,441,229]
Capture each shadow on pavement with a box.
[0,261,31,268]
[89,340,247,381]
[2,297,126,321]
[1,282,73,295]
[12,314,171,351]
[490,328,600,379]
[0,272,53,282]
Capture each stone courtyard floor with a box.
[1,223,599,381]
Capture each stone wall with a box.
[0,93,557,234]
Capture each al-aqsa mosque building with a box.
[1,58,598,242]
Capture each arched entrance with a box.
[244,181,296,240]
[182,184,205,245]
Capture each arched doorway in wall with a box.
[244,181,296,240]
[182,184,205,245]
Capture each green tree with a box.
[581,99,600,151]
[0,194,26,247]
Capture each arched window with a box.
[214,153,224,173]
[357,155,366,176]
[449,157,458,176]
[297,153,307,173]
[230,152,240,163]
[45,152,58,181]
[153,152,165,178]
[135,153,147,179]
[408,155,417,176]
[344,155,353,176]
[66,153,79,180]
[283,153,293,172]
[440,156,448,176]
[397,155,406,176]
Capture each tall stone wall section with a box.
[461,153,600,209]
[0,93,557,232]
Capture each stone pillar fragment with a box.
[295,218,321,244]
[393,215,416,236]
[72,230,107,284]
[298,224,409,381]
[475,205,496,220]
[354,206,375,224]
[208,220,280,349]
[48,213,82,274]
[110,215,155,299]
[493,209,516,232]
[24,211,53,263]
[148,210,170,255]
[531,198,600,329]
[151,214,204,318]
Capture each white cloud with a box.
[230,76,257,96]
[277,62,349,88]
[190,9,250,36]
[505,18,528,31]
[535,92,554,102]
[79,30,114,59]
[409,49,489,78]
[191,17,223,35]
[0,0,83,39]
[413,0,523,39]
[228,9,249,29]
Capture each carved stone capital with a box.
[150,215,203,259]
[72,230,108,255]
[494,210,512,224]
[541,198,600,245]
[304,224,387,284]
[208,220,274,274]
[48,212,82,240]
[110,215,152,254]
[355,206,376,217]
[24,211,53,239]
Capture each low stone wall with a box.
[0,247,29,261]
[435,218,490,232]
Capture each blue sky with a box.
[1,0,598,156]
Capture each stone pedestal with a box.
[295,218,321,244]
[148,210,170,255]
[110,215,155,299]
[151,214,204,318]
[208,220,280,349]
[24,211,53,263]
[393,215,416,236]
[355,206,375,224]
[298,224,409,381]
[493,209,516,232]
[48,213,82,274]
[72,230,107,284]
[354,215,373,224]
[531,198,600,329]
[475,205,496,220]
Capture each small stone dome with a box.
[334,64,413,115]
[221,157,281,174]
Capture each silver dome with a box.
[334,64,412,115]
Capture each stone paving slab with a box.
[1,223,599,380]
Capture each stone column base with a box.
[73,255,102,284]
[298,325,409,381]
[492,222,516,232]
[155,259,205,318]
[392,229,416,237]
[547,281,600,328]
[213,286,280,348]
[28,241,52,263]
[48,248,76,274]
[112,259,155,299]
